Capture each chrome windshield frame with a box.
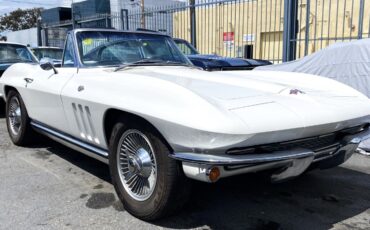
[70,29,193,69]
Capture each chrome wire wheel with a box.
[117,129,157,201]
[8,96,22,136]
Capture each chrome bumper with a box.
[170,127,370,182]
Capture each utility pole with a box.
[37,17,42,46]
[140,0,145,28]
[71,0,75,29]
[189,0,196,48]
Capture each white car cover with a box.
[255,38,370,151]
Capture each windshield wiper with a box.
[114,59,192,72]
[114,59,162,72]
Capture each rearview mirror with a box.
[40,58,58,74]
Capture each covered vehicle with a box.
[256,39,370,151]
[1,29,370,220]
[31,47,63,67]
[174,38,271,71]
[0,42,37,100]
[255,39,370,97]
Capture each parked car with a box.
[174,38,272,71]
[255,38,370,152]
[255,39,370,97]
[0,42,38,102]
[1,29,370,220]
[31,47,63,67]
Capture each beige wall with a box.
[173,0,370,62]
[295,0,370,57]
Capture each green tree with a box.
[0,8,43,32]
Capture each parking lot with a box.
[0,108,370,230]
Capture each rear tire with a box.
[0,98,5,117]
[5,90,37,146]
[109,118,191,220]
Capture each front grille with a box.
[263,133,338,152]
[227,124,368,156]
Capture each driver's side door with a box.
[22,34,76,133]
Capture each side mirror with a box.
[40,58,58,74]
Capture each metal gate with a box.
[284,0,370,61]
[126,0,286,63]
[40,0,370,62]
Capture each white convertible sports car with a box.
[1,29,370,220]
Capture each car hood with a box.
[0,63,12,77]
[0,63,12,71]
[114,66,366,101]
[109,66,370,134]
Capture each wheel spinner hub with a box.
[128,148,152,178]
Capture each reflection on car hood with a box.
[187,54,271,70]
[187,54,271,67]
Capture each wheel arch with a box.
[103,108,173,152]
[4,85,18,99]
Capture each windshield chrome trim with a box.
[71,29,192,69]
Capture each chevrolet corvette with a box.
[1,29,370,220]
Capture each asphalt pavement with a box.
[0,107,370,230]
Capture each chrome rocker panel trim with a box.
[30,121,109,164]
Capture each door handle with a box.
[78,86,85,92]
[24,78,34,84]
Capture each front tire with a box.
[5,90,37,146]
[109,119,191,220]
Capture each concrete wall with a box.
[5,28,38,47]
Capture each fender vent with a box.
[72,103,100,145]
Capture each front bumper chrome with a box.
[170,127,370,182]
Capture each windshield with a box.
[174,39,199,55]
[33,48,63,60]
[76,31,192,67]
[0,44,37,64]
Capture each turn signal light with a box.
[207,167,221,182]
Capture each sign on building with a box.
[243,34,255,42]
[223,32,234,51]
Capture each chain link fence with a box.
[40,0,370,63]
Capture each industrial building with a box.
[173,0,370,61]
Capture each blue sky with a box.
[0,0,187,16]
[0,0,75,16]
